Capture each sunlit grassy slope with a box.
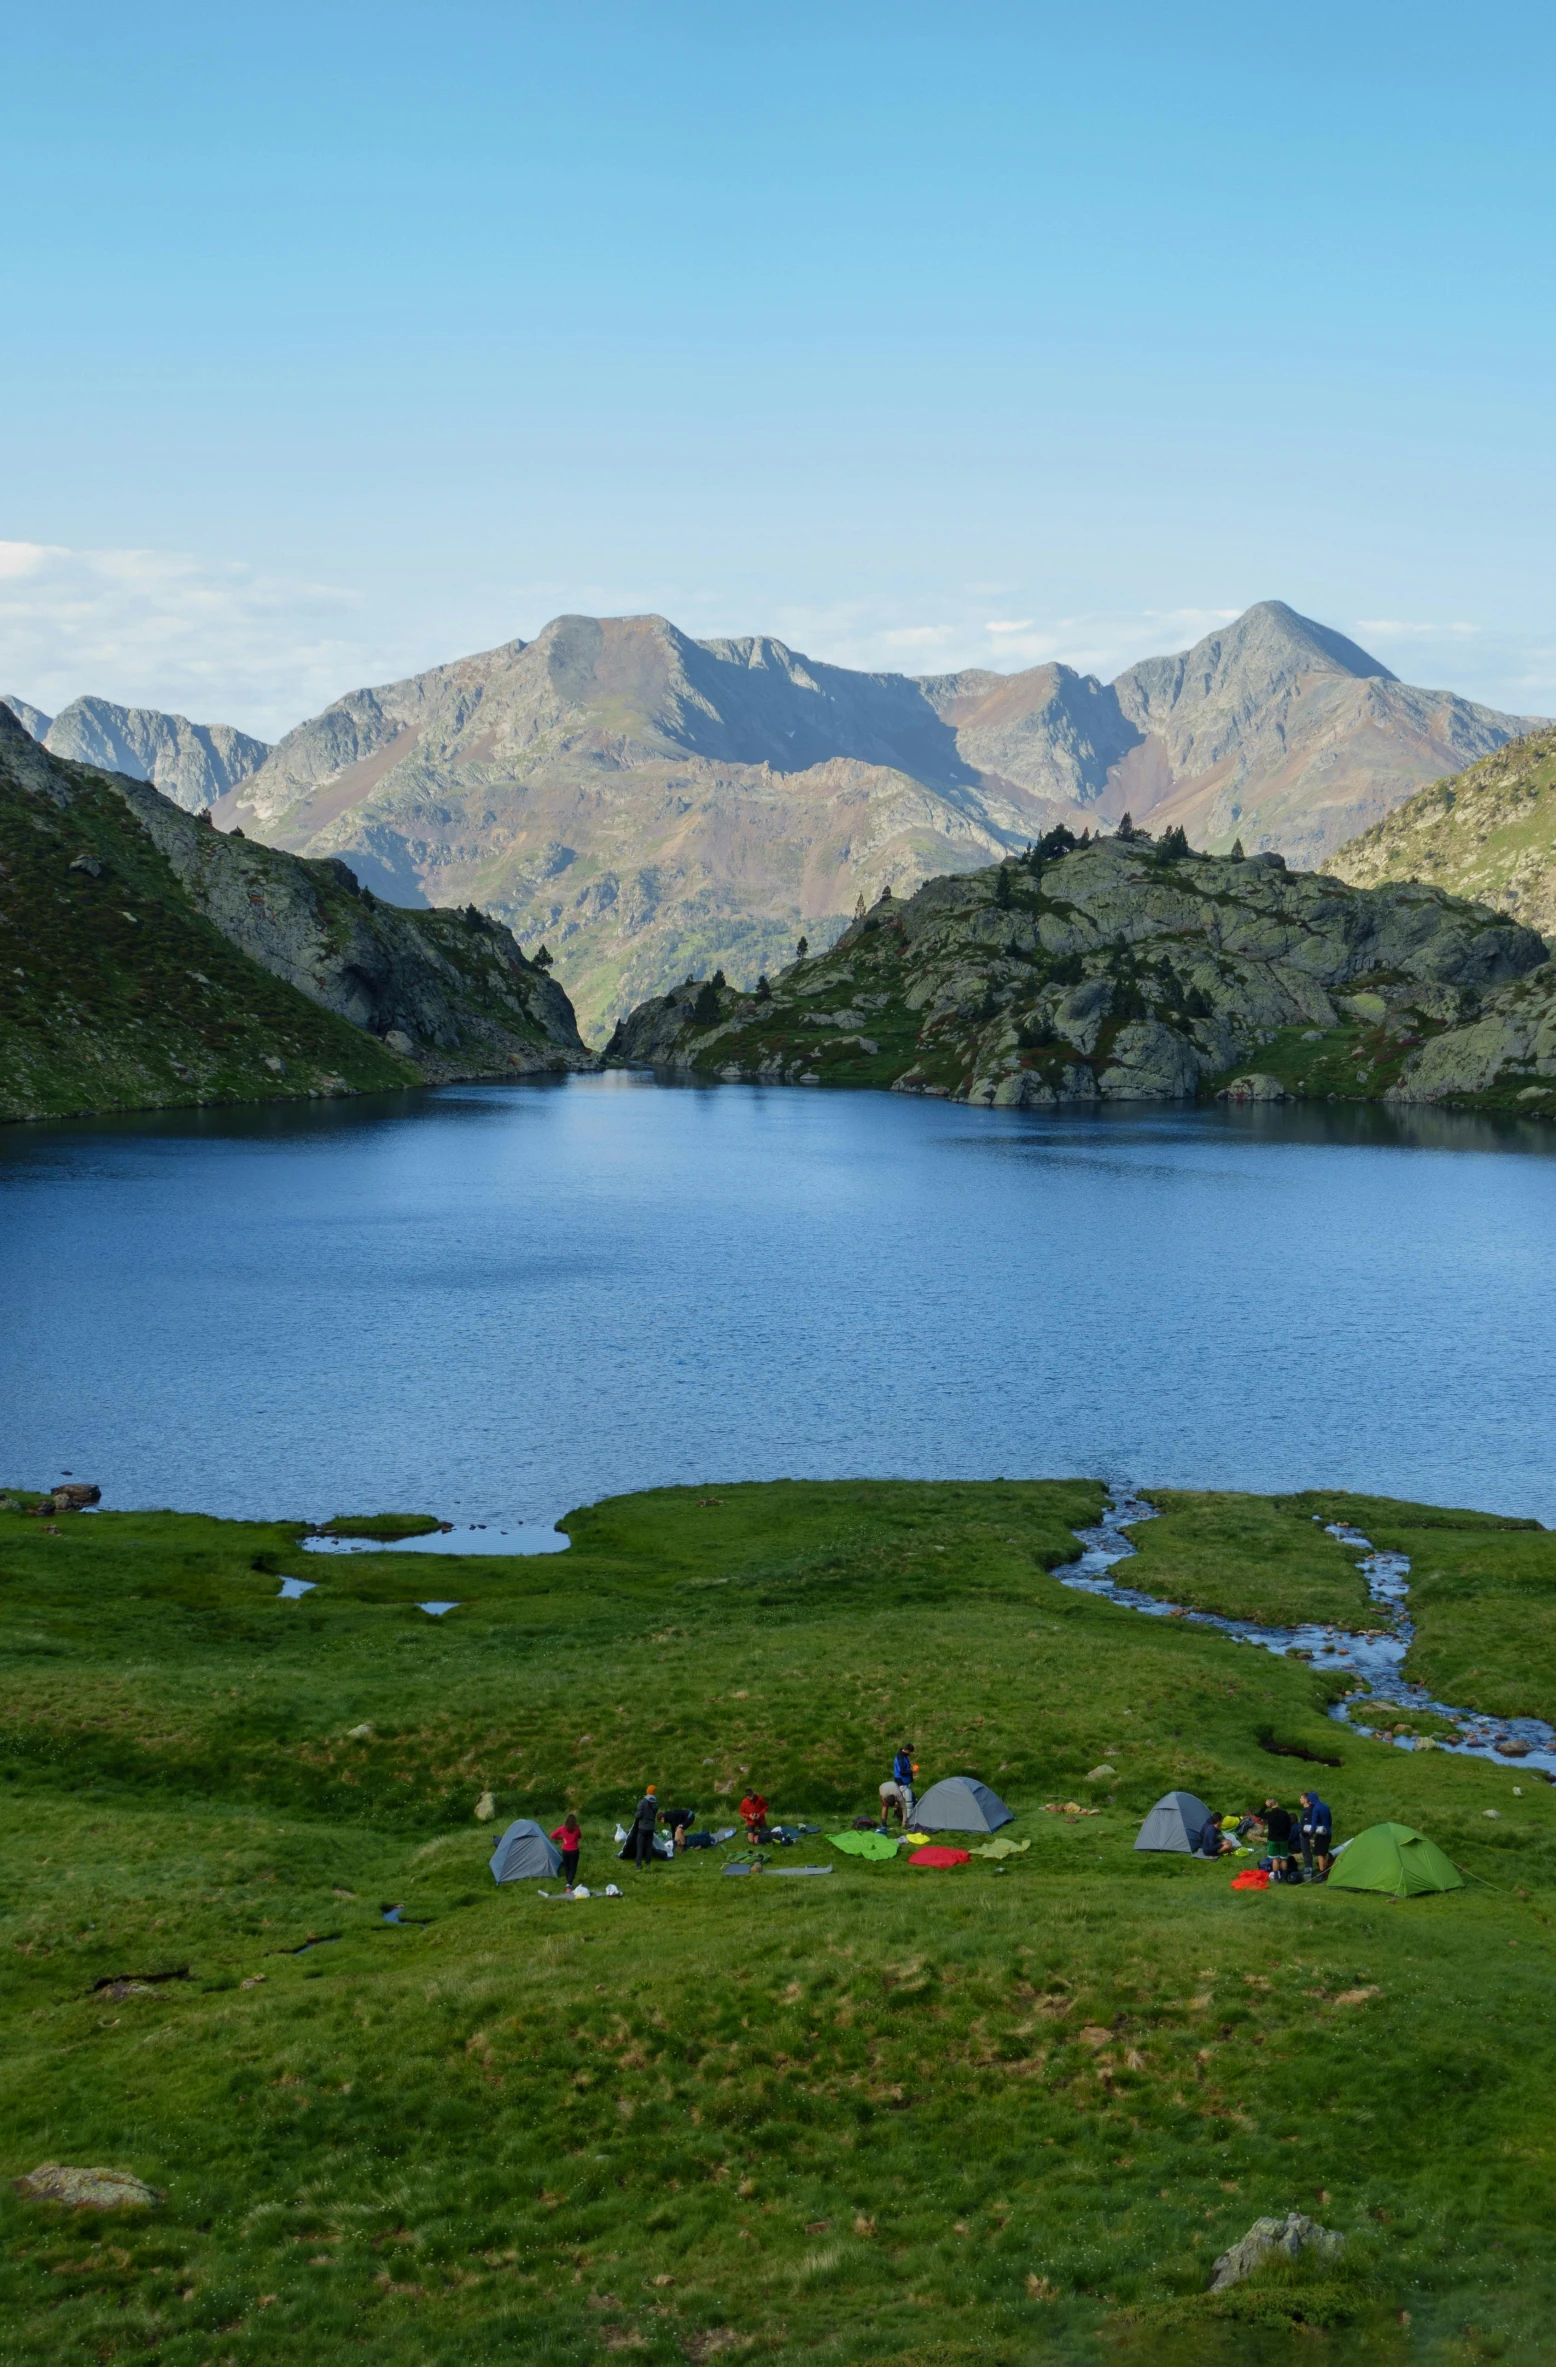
[3,1480,1555,2366]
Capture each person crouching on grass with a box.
[551,1812,582,1891]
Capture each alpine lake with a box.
[5,1073,1556,2367]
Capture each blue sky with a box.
[4,1,1554,735]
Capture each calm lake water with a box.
[4,1074,1556,1530]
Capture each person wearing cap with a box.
[631,1784,659,1870]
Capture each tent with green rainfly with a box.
[1327,1822,1463,1897]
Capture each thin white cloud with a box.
[0,542,390,739]
[984,618,1036,635]
[1355,618,1480,638]
[0,541,58,580]
[878,625,957,649]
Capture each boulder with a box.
[50,1483,101,1511]
[1209,2211,1344,2293]
[1218,1072,1286,1102]
[14,2165,161,2209]
[1098,1021,1204,1100]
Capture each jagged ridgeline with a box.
[607,824,1556,1116]
[0,705,594,1123]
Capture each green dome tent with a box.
[1327,1822,1463,1897]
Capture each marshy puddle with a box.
[276,1576,316,1600]
[1063,1492,1556,1778]
[417,1600,459,1618]
[302,1523,569,1558]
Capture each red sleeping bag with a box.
[908,1845,971,1869]
[1230,1867,1270,1891]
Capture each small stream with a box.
[1061,1492,1556,1777]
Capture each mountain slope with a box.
[606,828,1548,1115]
[217,603,1543,1038]
[3,691,271,811]
[1330,726,1556,942]
[1,695,51,741]
[217,613,1075,1035]
[0,705,593,1123]
[1107,605,1526,869]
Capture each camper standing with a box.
[551,1813,583,1890]
[1298,1790,1333,1879]
[631,1786,659,1870]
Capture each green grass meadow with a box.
[3,1481,1554,2365]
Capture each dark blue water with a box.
[3,1074,1555,1529]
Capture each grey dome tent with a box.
[910,1776,1013,1834]
[489,1819,562,1883]
[1134,1790,1214,1853]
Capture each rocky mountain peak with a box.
[1,694,53,742]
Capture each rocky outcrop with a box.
[1209,2213,1343,2293]
[14,2165,161,2209]
[109,769,592,1077]
[606,831,1547,1110]
[1387,963,1556,1112]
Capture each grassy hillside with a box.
[1333,728,1556,942]
[0,756,414,1121]
[4,1478,1556,2364]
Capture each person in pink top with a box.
[550,1813,582,1890]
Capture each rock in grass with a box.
[1085,1763,1116,1780]
[474,1790,496,1821]
[14,2165,161,2209]
[1216,1072,1287,1102]
[1209,2211,1343,2293]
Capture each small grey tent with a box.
[910,1776,1014,1834]
[1134,1790,1214,1853]
[489,1819,562,1883]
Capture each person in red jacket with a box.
[551,1812,582,1890]
[739,1788,770,1843]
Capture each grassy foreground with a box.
[3,1480,1555,2367]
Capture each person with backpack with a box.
[550,1812,583,1891]
[631,1784,659,1870]
[1298,1789,1333,1879]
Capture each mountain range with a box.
[209,601,1540,1035]
[0,693,270,813]
[8,602,1539,1041]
